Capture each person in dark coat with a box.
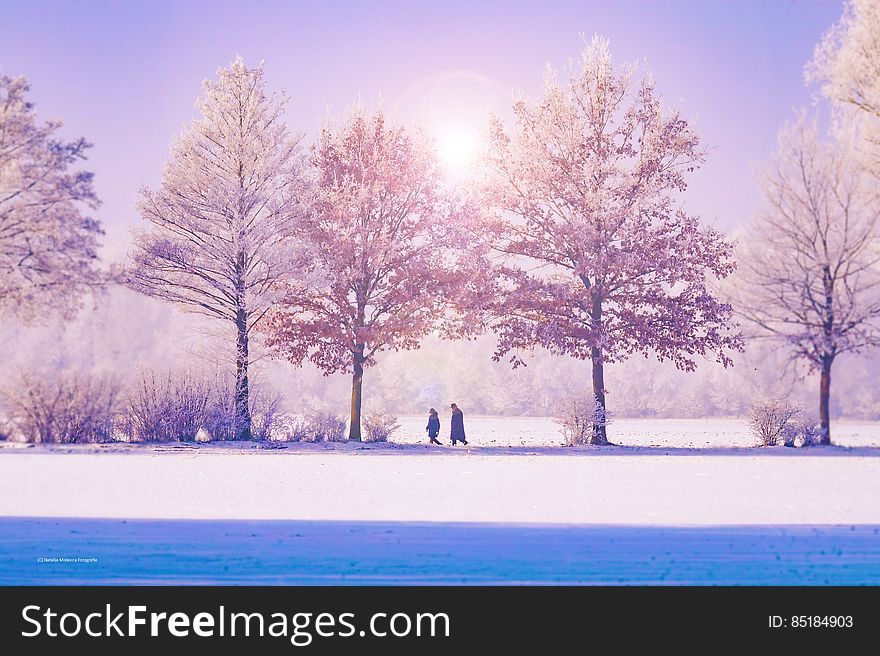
[450,403,468,446]
[426,408,442,445]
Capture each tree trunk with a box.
[818,268,833,445]
[590,347,608,445]
[349,345,365,442]
[590,293,608,445]
[818,355,832,445]
[235,309,252,441]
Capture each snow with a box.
[2,519,877,585]
[1,442,878,525]
[1,417,878,584]
[390,415,880,448]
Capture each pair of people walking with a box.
[426,403,468,446]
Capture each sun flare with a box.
[435,126,480,174]
[393,70,503,177]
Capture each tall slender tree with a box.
[0,73,105,320]
[736,115,880,444]
[264,107,484,441]
[482,37,740,444]
[127,58,306,440]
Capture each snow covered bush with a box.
[201,378,279,442]
[748,398,802,446]
[800,418,825,446]
[556,394,609,446]
[268,415,309,442]
[785,416,823,448]
[121,371,211,442]
[363,410,400,442]
[306,412,348,442]
[268,412,347,443]
[1,371,121,443]
[120,370,278,442]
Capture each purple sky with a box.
[1,0,843,256]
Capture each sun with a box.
[391,69,504,177]
[435,124,480,175]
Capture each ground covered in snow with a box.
[2,519,877,585]
[390,415,880,448]
[1,418,878,584]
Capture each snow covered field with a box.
[2,519,877,585]
[390,415,880,448]
[1,418,879,584]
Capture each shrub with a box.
[268,414,310,442]
[200,377,279,442]
[363,410,400,442]
[785,416,822,448]
[748,398,801,446]
[119,370,279,442]
[1,371,121,444]
[306,412,348,442]
[269,412,347,443]
[246,388,280,442]
[555,394,608,446]
[121,371,211,442]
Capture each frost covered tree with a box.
[0,73,105,320]
[482,37,741,444]
[736,116,880,445]
[808,0,880,169]
[127,58,306,440]
[265,107,484,441]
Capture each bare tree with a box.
[127,57,307,440]
[736,114,880,444]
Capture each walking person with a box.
[426,408,442,445]
[450,403,468,446]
